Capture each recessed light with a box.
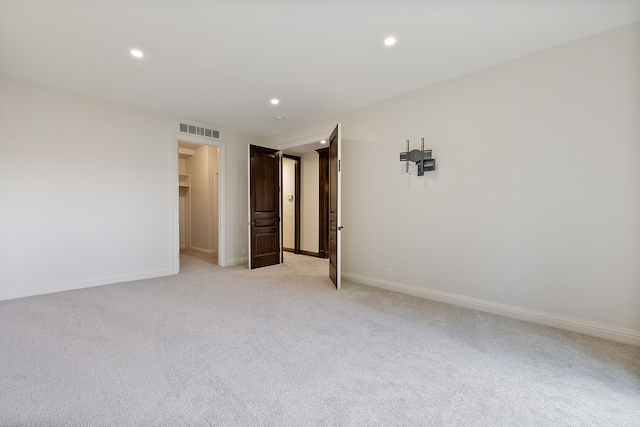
[275,115,285,121]
[384,37,396,46]
[130,49,143,58]
[270,98,280,105]
[320,140,327,144]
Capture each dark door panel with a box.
[317,147,329,258]
[250,145,281,269]
[329,124,341,288]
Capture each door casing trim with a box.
[171,132,227,272]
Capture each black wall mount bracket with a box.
[399,138,435,176]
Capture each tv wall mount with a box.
[399,138,435,176]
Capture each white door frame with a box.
[171,132,227,272]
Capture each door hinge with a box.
[338,160,341,172]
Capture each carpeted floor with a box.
[1,253,638,426]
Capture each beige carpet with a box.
[1,252,638,426]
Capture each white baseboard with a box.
[221,256,248,267]
[0,269,175,301]
[343,273,640,346]
[188,246,217,256]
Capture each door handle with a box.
[249,221,255,226]
[338,226,343,231]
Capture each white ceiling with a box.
[1,1,639,138]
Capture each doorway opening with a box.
[282,154,301,254]
[279,141,330,260]
[172,132,226,273]
[248,124,343,289]
[178,141,219,266]
[250,124,340,288]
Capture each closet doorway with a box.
[172,132,226,272]
[178,141,219,265]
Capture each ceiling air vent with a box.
[179,123,219,139]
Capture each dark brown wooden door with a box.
[317,147,329,259]
[329,124,342,289]
[249,145,281,269]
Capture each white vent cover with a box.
[179,123,219,139]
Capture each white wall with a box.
[265,22,640,343]
[187,145,218,255]
[0,77,257,299]
[226,137,253,264]
[208,147,219,254]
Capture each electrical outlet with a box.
[385,268,392,279]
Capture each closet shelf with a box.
[179,174,191,188]
[179,147,194,159]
